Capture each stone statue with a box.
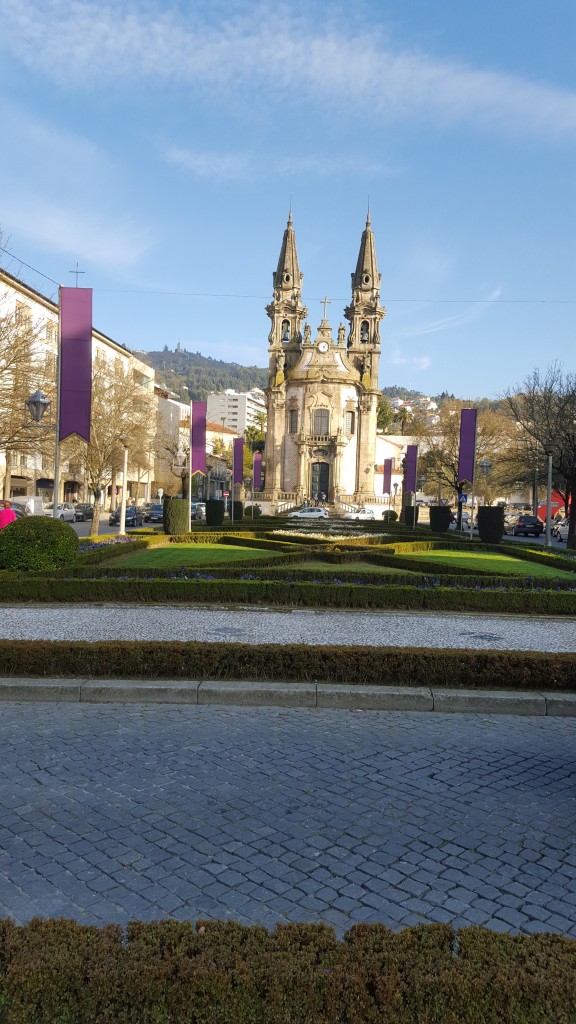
[338,323,345,345]
[304,323,311,343]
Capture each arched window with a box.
[281,320,290,343]
[345,411,355,435]
[360,320,369,343]
[289,410,298,433]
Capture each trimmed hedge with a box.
[163,496,189,535]
[429,505,451,532]
[478,505,505,543]
[1,919,575,1023]
[0,516,78,571]
[205,498,225,527]
[0,638,575,689]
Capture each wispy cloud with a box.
[0,99,153,270]
[387,346,432,372]
[164,146,387,182]
[0,1,574,141]
[399,287,503,340]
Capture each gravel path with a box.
[0,604,573,650]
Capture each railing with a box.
[299,435,337,445]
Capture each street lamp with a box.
[543,439,556,547]
[118,437,130,536]
[25,389,61,518]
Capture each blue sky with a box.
[0,0,574,399]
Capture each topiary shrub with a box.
[429,506,452,533]
[206,499,225,527]
[232,500,244,522]
[163,497,189,535]
[478,505,505,544]
[0,515,78,571]
[403,506,419,527]
[381,510,398,523]
[244,504,263,518]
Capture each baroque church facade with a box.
[263,213,385,505]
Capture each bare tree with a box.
[65,361,154,533]
[503,364,576,548]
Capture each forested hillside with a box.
[134,347,268,401]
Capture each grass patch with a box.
[106,543,286,568]
[277,560,418,575]
[397,549,575,578]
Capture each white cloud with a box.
[164,146,388,181]
[387,346,432,372]
[0,1,574,141]
[399,287,503,340]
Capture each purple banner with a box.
[233,438,244,485]
[59,287,92,441]
[383,458,392,495]
[253,451,262,489]
[404,445,418,492]
[191,402,206,476]
[457,409,478,485]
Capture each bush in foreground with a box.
[0,515,78,571]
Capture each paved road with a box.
[1,703,575,936]
[0,604,574,651]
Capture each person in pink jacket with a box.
[0,502,17,529]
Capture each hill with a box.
[133,347,268,401]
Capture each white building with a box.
[207,388,266,436]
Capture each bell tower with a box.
[344,211,385,388]
[265,211,308,378]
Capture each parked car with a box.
[73,503,94,522]
[45,502,75,521]
[551,516,566,539]
[344,507,375,521]
[108,505,145,527]
[191,502,206,520]
[506,514,544,537]
[288,506,329,519]
[145,503,164,523]
[9,503,26,519]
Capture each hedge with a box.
[0,919,575,1023]
[0,639,575,689]
[2,576,576,613]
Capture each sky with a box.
[0,0,574,400]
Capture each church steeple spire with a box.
[344,214,385,387]
[266,212,307,375]
[273,210,302,299]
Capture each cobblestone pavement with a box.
[2,703,576,937]
[0,604,574,650]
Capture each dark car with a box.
[146,503,164,523]
[74,503,94,522]
[108,505,144,528]
[508,514,544,537]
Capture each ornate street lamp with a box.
[25,389,52,426]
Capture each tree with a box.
[0,299,55,498]
[376,397,394,432]
[64,360,154,533]
[503,364,576,548]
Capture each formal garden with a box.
[1,506,575,690]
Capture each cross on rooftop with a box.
[69,262,85,287]
[321,296,331,319]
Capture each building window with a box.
[345,411,355,435]
[289,410,298,434]
[15,302,32,326]
[313,409,330,435]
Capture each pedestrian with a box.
[0,501,17,529]
[320,491,326,506]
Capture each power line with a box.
[1,246,574,304]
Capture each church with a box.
[263,212,385,508]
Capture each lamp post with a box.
[25,389,61,518]
[119,437,129,536]
[543,439,555,547]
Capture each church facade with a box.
[263,213,385,506]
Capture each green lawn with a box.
[397,549,575,578]
[106,544,283,567]
[277,561,415,575]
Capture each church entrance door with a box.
[310,462,330,501]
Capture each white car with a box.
[45,502,75,521]
[344,507,375,521]
[288,506,329,519]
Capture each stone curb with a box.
[0,678,575,716]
